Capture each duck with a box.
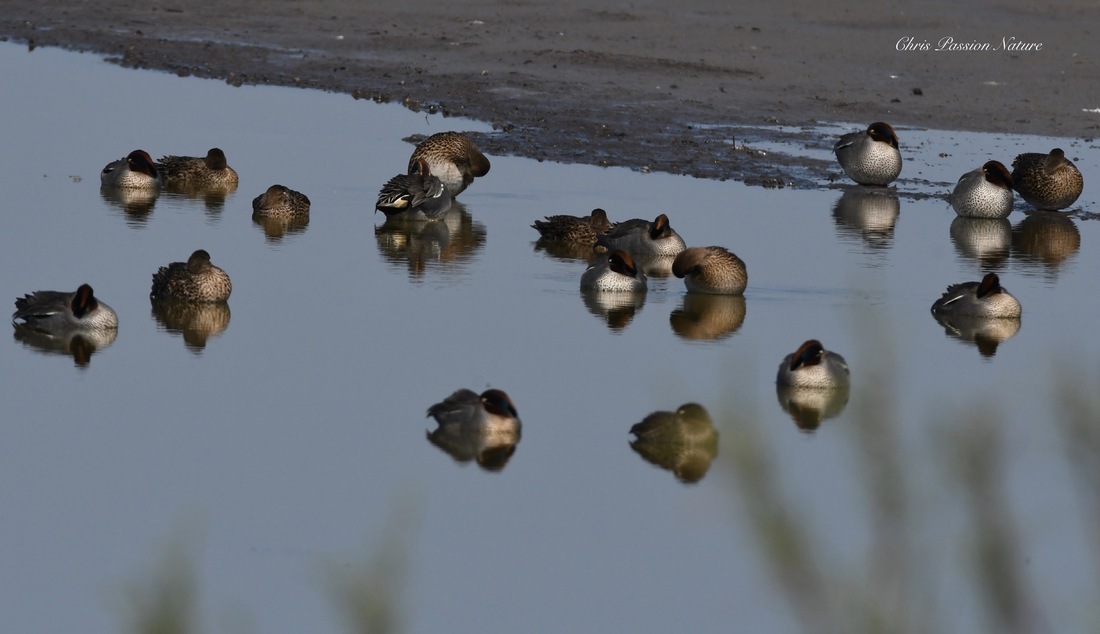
[629,403,719,484]
[930,272,1021,318]
[833,122,902,186]
[532,208,615,244]
[949,160,1014,218]
[594,213,686,259]
[157,148,239,188]
[427,388,520,430]
[12,284,118,332]
[1011,148,1083,211]
[252,184,310,219]
[630,403,716,443]
[777,339,850,389]
[408,131,491,197]
[100,149,161,189]
[150,249,232,303]
[376,158,453,220]
[580,249,648,292]
[672,246,748,295]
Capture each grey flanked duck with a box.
[150,249,232,303]
[425,388,521,471]
[408,131,491,197]
[833,122,902,186]
[580,249,648,292]
[930,272,1021,318]
[1011,148,1083,211]
[376,158,453,220]
[949,160,1014,219]
[12,284,118,333]
[594,213,686,259]
[776,339,850,389]
[100,149,161,189]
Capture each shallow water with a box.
[2,44,1099,633]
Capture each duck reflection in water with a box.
[776,383,850,433]
[628,403,719,484]
[252,212,309,242]
[1011,212,1081,277]
[375,201,486,279]
[669,294,746,341]
[425,388,521,472]
[12,326,117,368]
[932,313,1021,358]
[832,188,900,254]
[150,301,232,354]
[163,181,238,215]
[580,289,646,332]
[949,217,1011,269]
[100,185,159,223]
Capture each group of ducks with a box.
[12,122,1083,461]
[101,147,313,228]
[14,148,247,348]
[14,144,304,361]
[833,121,1084,216]
[529,121,1082,394]
[833,121,1072,320]
[14,131,499,344]
[427,386,722,479]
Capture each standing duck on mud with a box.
[833,122,902,186]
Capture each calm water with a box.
[2,44,1098,633]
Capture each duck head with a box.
[789,339,826,372]
[480,389,518,418]
[975,272,1003,298]
[187,249,213,271]
[607,250,639,278]
[867,122,899,149]
[203,148,229,170]
[649,213,673,239]
[982,160,1013,189]
[71,284,99,319]
[126,150,159,178]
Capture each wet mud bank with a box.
[3,0,1097,189]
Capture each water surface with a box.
[1,44,1098,633]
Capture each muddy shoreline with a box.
[3,0,1097,188]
